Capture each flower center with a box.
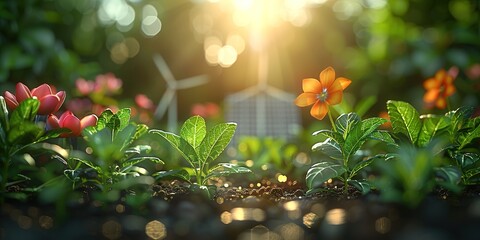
[316,88,328,102]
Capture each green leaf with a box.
[125,145,152,155]
[150,129,198,166]
[107,114,121,132]
[154,169,191,182]
[458,123,480,149]
[368,130,397,146]
[387,100,422,145]
[312,129,344,145]
[96,109,114,130]
[9,98,39,127]
[347,179,371,194]
[312,138,343,160]
[453,152,479,169]
[417,115,449,147]
[37,128,70,142]
[446,107,473,135]
[8,121,43,145]
[349,156,376,179]
[205,163,251,183]
[198,122,236,163]
[123,156,164,168]
[306,161,346,189]
[435,166,461,185]
[180,116,206,150]
[464,168,480,184]
[116,108,131,131]
[343,122,364,160]
[335,113,361,138]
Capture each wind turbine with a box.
[153,54,209,131]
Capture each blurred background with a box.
[1,0,479,128]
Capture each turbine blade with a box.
[154,89,176,119]
[153,55,177,87]
[176,75,209,89]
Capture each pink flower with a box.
[135,94,154,110]
[47,111,98,137]
[94,73,122,95]
[191,102,220,118]
[75,78,95,96]
[4,82,66,115]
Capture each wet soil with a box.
[2,183,480,240]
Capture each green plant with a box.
[374,141,446,208]
[150,115,250,197]
[59,108,162,201]
[0,96,66,201]
[305,112,393,194]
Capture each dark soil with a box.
[2,183,480,240]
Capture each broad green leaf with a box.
[312,138,343,160]
[435,166,461,185]
[453,152,479,169]
[205,163,251,182]
[8,121,43,145]
[446,107,473,135]
[154,169,191,182]
[464,168,480,184]
[132,124,148,142]
[306,161,346,189]
[180,116,206,150]
[150,129,198,166]
[125,145,152,155]
[116,108,131,131]
[106,114,121,133]
[198,122,236,163]
[37,128,70,142]
[335,113,360,138]
[417,115,449,147]
[458,124,480,149]
[349,156,376,179]
[368,130,397,146]
[114,124,137,153]
[347,179,371,194]
[123,156,164,168]
[96,109,114,130]
[9,98,39,127]
[312,129,344,145]
[343,122,364,161]
[387,100,421,145]
[343,117,386,160]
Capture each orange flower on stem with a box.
[294,67,351,122]
[423,68,456,109]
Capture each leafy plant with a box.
[0,96,65,201]
[59,108,162,200]
[374,142,446,208]
[150,115,250,197]
[306,112,393,194]
[386,100,480,188]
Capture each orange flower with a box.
[423,68,456,109]
[294,67,351,120]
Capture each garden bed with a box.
[2,184,480,240]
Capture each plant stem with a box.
[328,108,336,132]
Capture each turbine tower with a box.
[153,54,209,131]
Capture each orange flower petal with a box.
[435,97,446,109]
[310,101,329,120]
[302,78,322,93]
[337,77,351,90]
[445,85,456,97]
[294,93,318,107]
[423,89,440,103]
[320,67,336,89]
[435,69,447,80]
[326,89,343,105]
[423,78,440,90]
